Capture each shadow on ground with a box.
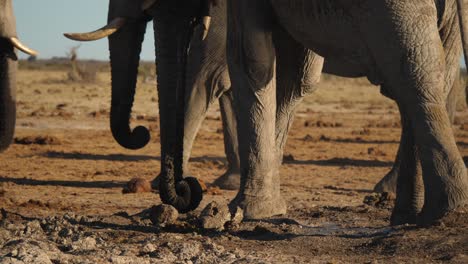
[0,176,125,189]
[283,157,392,167]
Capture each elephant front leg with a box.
[213,90,241,190]
[227,0,285,219]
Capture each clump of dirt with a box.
[304,120,343,127]
[122,177,152,194]
[149,204,179,226]
[363,192,395,209]
[14,135,61,145]
[367,147,387,156]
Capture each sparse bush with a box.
[138,62,156,83]
[66,45,97,83]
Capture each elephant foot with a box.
[390,209,418,226]
[230,193,286,220]
[417,203,467,227]
[373,168,398,194]
[212,170,240,190]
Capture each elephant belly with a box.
[271,0,375,79]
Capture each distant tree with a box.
[27,55,37,62]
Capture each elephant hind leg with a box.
[365,3,468,225]
[390,104,424,225]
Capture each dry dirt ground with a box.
[0,65,467,263]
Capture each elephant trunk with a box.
[0,0,17,152]
[108,1,150,150]
[0,39,16,152]
[152,11,202,213]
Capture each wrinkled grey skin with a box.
[107,0,322,193]
[104,0,241,190]
[106,0,323,211]
[178,0,462,195]
[224,0,468,225]
[183,1,466,195]
[155,0,242,190]
[107,0,468,224]
[0,0,17,152]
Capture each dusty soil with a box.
[0,67,467,263]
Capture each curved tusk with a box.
[142,0,158,10]
[201,16,211,41]
[9,37,39,56]
[63,17,127,42]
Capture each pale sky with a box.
[14,0,155,61]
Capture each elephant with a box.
[66,0,468,225]
[64,0,241,190]
[66,0,390,195]
[0,0,38,152]
[222,0,468,226]
[64,0,323,192]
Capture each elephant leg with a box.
[366,3,467,225]
[213,90,241,190]
[227,0,285,219]
[373,149,400,194]
[273,26,323,165]
[390,104,423,225]
[374,78,459,195]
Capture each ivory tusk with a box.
[201,16,211,41]
[9,37,38,56]
[63,17,127,42]
[142,0,158,10]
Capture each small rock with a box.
[231,207,244,225]
[122,178,152,194]
[141,242,157,254]
[200,201,231,230]
[23,220,43,236]
[149,204,179,226]
[363,192,395,209]
[4,241,53,264]
[72,236,96,251]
